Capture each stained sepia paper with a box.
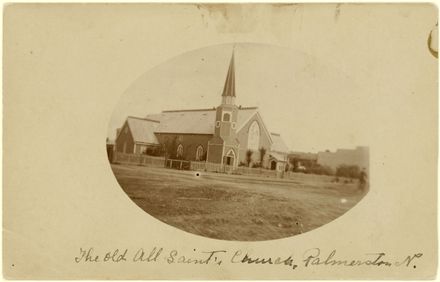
[3,3,438,279]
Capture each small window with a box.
[177,144,184,158]
[232,122,236,129]
[216,121,221,128]
[223,113,231,122]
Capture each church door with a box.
[270,160,277,170]
[226,156,233,165]
[224,149,236,168]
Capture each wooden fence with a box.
[165,159,191,170]
[113,152,165,167]
[191,161,279,177]
[113,152,282,178]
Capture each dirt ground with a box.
[111,164,367,241]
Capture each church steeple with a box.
[207,47,240,167]
[221,50,236,105]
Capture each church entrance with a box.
[223,149,236,167]
[225,156,233,166]
[270,160,277,170]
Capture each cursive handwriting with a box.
[231,250,298,270]
[302,248,422,268]
[133,247,163,262]
[166,249,226,265]
[74,247,423,270]
[74,247,127,263]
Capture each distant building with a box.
[287,152,318,171]
[114,51,289,171]
[317,146,369,171]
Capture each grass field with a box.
[111,164,367,241]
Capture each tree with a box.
[288,157,298,171]
[145,146,162,156]
[336,164,361,179]
[164,137,177,159]
[246,149,253,167]
[259,147,267,169]
[307,164,334,176]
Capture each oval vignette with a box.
[106,43,370,241]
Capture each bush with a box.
[305,164,334,176]
[246,150,253,167]
[145,146,163,156]
[336,165,361,179]
[252,162,261,168]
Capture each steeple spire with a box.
[221,49,236,98]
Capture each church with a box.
[114,52,289,171]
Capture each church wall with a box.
[115,122,135,154]
[236,114,272,167]
[155,133,212,161]
[207,142,224,164]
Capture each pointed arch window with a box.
[195,145,204,161]
[176,144,184,158]
[247,121,260,151]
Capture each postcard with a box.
[3,3,438,279]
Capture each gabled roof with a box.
[270,133,289,153]
[125,116,160,144]
[236,110,274,144]
[146,107,258,135]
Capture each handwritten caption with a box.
[74,247,423,269]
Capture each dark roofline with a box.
[162,108,216,113]
[154,132,213,136]
[127,116,160,123]
[162,106,259,113]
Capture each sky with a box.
[108,42,370,153]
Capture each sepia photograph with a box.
[4,3,437,279]
[107,43,370,241]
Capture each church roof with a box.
[221,51,236,97]
[145,107,258,135]
[125,116,160,144]
[270,133,289,153]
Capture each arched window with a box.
[247,121,260,151]
[176,144,184,158]
[195,145,204,161]
[223,113,231,122]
